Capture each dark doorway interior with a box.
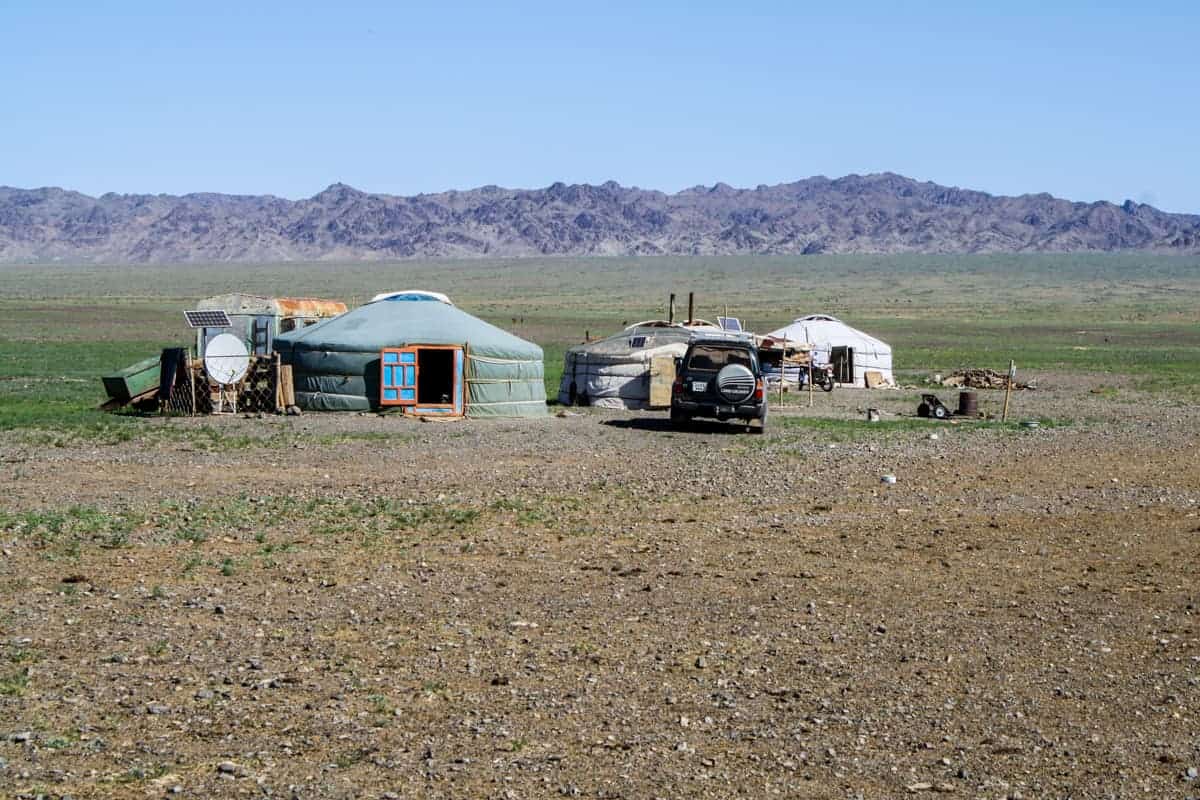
[830,346,855,384]
[417,348,455,405]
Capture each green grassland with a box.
[1,254,1197,437]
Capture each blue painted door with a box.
[380,348,418,405]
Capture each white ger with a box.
[766,314,894,387]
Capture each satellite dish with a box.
[204,333,250,386]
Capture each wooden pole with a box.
[805,325,814,408]
[1002,359,1015,422]
[687,292,694,325]
[668,294,675,325]
[779,335,787,407]
[809,355,814,408]
[189,353,197,416]
[274,352,282,413]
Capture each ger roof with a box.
[274,296,542,361]
[768,314,890,352]
[567,322,697,357]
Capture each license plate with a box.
[692,381,707,393]
[718,405,734,414]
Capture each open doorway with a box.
[830,346,855,385]
[380,345,465,415]
[417,348,455,405]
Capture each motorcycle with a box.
[801,362,836,392]
[764,361,835,392]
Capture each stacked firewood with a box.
[940,368,1035,390]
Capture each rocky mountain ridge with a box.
[1,172,1197,262]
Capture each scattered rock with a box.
[150,773,183,791]
[1,353,1191,796]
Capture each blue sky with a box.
[2,1,1197,211]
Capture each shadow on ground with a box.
[602,417,759,435]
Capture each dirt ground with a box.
[1,377,1198,799]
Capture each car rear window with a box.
[687,345,755,371]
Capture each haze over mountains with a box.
[1,173,1197,263]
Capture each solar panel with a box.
[184,310,232,328]
[718,316,742,332]
[630,335,647,348]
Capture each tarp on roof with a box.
[275,297,546,417]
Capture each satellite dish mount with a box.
[203,333,251,414]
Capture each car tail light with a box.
[753,379,764,401]
[672,379,683,395]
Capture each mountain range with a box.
[1,173,1197,263]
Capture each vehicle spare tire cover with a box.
[716,363,756,403]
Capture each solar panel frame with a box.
[184,310,232,329]
[717,316,742,332]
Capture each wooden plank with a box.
[280,364,296,408]
[649,356,675,408]
[864,370,885,389]
[272,354,283,412]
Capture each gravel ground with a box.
[1,377,1198,799]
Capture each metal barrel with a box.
[957,391,978,416]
